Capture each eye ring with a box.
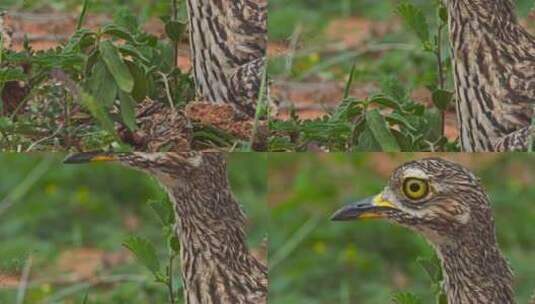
[402,178,429,200]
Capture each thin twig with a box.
[270,215,321,269]
[158,71,175,109]
[247,63,268,151]
[16,255,33,304]
[283,23,303,78]
[0,156,55,217]
[25,123,64,152]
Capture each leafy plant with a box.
[0,2,194,151]
[392,292,423,304]
[269,75,455,151]
[417,254,447,304]
[396,0,453,137]
[123,198,181,304]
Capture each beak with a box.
[63,152,120,164]
[331,192,398,221]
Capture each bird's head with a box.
[64,152,226,190]
[331,158,494,245]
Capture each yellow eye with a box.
[403,178,429,200]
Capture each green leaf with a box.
[355,126,382,151]
[148,199,175,226]
[81,92,119,140]
[117,44,151,64]
[102,24,136,44]
[126,61,149,102]
[424,108,444,142]
[118,90,137,131]
[168,236,181,254]
[123,236,161,276]
[99,40,134,92]
[366,109,401,151]
[392,292,423,304]
[63,29,95,52]
[85,49,100,76]
[391,129,414,150]
[0,67,27,86]
[396,1,430,45]
[329,98,364,122]
[165,21,187,42]
[431,89,453,111]
[113,7,140,33]
[380,76,408,104]
[437,293,448,304]
[343,62,357,99]
[369,95,401,110]
[417,255,443,284]
[88,60,117,108]
[0,117,13,129]
[386,112,417,132]
[438,6,448,24]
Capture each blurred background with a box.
[268,153,535,303]
[268,0,534,133]
[0,153,267,303]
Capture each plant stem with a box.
[167,254,176,304]
[171,0,179,69]
[436,23,445,139]
[77,0,90,30]
[170,0,180,102]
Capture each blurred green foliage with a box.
[268,153,535,303]
[0,153,266,303]
[269,0,533,84]
[1,0,172,19]
[268,0,533,152]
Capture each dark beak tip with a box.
[330,207,355,222]
[63,152,101,164]
[330,214,346,221]
[63,154,85,164]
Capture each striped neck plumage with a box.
[437,236,514,304]
[185,0,267,117]
[445,0,535,151]
[166,171,267,304]
[430,191,514,304]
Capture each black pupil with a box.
[409,182,421,193]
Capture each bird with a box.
[331,157,517,304]
[186,0,268,118]
[121,0,269,150]
[445,0,535,151]
[118,99,193,152]
[63,152,268,304]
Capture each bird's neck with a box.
[445,0,533,151]
[446,0,518,27]
[436,237,514,304]
[185,0,266,104]
[168,180,267,304]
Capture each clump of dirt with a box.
[56,248,130,281]
[0,272,20,288]
[185,102,254,139]
[1,63,31,116]
[324,17,396,49]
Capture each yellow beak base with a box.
[331,192,397,221]
[63,152,119,164]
